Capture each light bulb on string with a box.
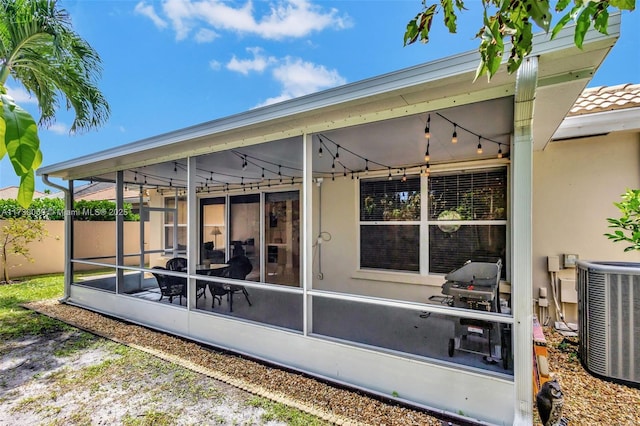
[174,162,177,173]
[365,159,369,175]
[424,114,431,139]
[401,169,407,182]
[424,141,430,162]
[335,145,340,159]
[388,167,392,180]
[318,143,323,157]
[497,144,503,159]
[477,136,483,154]
[261,168,265,180]
[451,124,458,144]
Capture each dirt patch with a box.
[0,329,296,425]
[7,300,445,426]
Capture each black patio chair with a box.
[165,257,187,272]
[219,255,253,312]
[167,257,209,300]
[151,266,186,304]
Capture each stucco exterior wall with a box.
[3,220,148,278]
[312,175,442,303]
[533,131,640,323]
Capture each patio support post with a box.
[187,156,197,309]
[512,55,538,425]
[302,132,314,336]
[139,185,145,288]
[116,171,125,293]
[41,174,74,300]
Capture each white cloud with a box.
[226,47,275,75]
[5,85,36,104]
[134,2,168,29]
[209,60,221,71]
[45,123,69,135]
[137,0,351,42]
[257,57,346,107]
[194,28,218,43]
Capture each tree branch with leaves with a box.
[0,0,110,207]
[0,216,49,282]
[404,0,635,80]
[605,189,640,252]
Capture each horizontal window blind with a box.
[429,169,506,221]
[360,177,420,222]
[360,225,420,271]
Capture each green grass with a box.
[0,274,65,339]
[247,396,330,426]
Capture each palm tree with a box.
[0,0,110,206]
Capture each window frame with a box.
[357,165,509,278]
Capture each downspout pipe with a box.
[41,174,72,302]
[511,55,538,425]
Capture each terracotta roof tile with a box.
[569,83,640,116]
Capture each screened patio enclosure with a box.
[39,19,620,426]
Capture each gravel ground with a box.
[20,300,444,426]
[537,327,640,425]
[18,299,640,425]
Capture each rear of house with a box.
[36,18,636,425]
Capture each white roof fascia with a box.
[38,49,483,178]
[38,14,620,180]
[552,107,640,141]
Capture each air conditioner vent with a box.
[577,261,639,387]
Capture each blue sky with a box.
[1,1,638,191]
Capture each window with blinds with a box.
[358,167,507,276]
[428,168,507,276]
[359,177,420,272]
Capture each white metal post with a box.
[188,156,197,310]
[512,55,538,425]
[302,132,314,336]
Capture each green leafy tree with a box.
[0,0,110,207]
[605,189,640,252]
[0,216,48,282]
[404,0,636,80]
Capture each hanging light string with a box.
[90,110,508,191]
[434,112,505,150]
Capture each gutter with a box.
[41,174,72,302]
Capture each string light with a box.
[451,124,458,144]
[174,162,177,173]
[401,168,407,182]
[388,167,392,180]
[335,145,340,159]
[424,141,430,162]
[477,136,483,154]
[497,144,503,159]
[424,114,430,139]
[365,159,369,175]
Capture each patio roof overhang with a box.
[37,16,620,182]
